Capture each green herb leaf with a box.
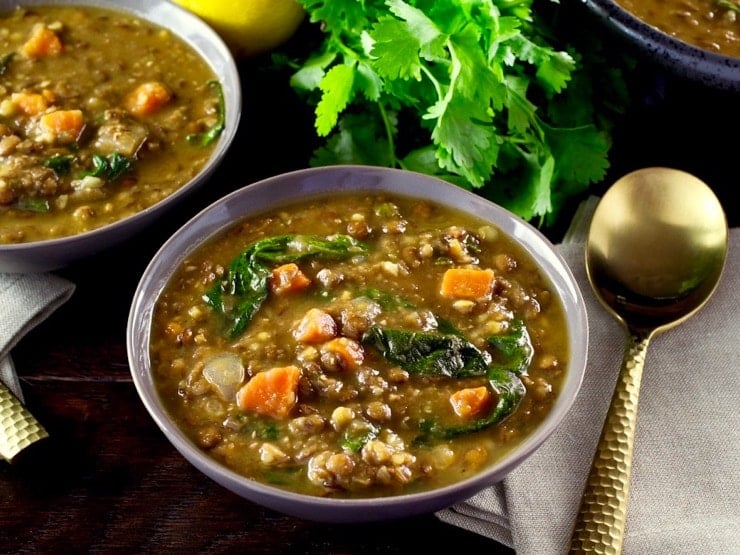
[0,52,14,75]
[288,0,626,225]
[240,417,280,441]
[105,152,132,180]
[360,287,416,309]
[340,422,379,452]
[45,154,75,175]
[14,197,50,212]
[316,64,356,136]
[80,153,132,181]
[310,111,397,167]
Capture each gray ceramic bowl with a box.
[582,0,740,92]
[0,0,241,273]
[127,165,589,523]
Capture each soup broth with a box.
[0,5,222,243]
[616,0,739,57]
[150,193,571,498]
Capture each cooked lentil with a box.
[0,5,221,243]
[150,193,571,498]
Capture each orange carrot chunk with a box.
[236,365,301,419]
[320,337,364,370]
[293,308,337,343]
[440,268,495,301]
[124,81,172,117]
[270,262,311,295]
[10,92,48,116]
[450,386,493,419]
[21,24,63,58]
[38,109,85,144]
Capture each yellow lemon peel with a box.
[173,0,305,58]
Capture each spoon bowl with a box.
[586,168,728,332]
[569,167,728,553]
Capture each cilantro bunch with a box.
[286,0,614,226]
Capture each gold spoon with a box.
[568,167,728,554]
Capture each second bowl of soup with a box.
[0,0,240,272]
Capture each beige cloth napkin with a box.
[437,226,740,554]
[0,272,75,458]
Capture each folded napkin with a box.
[437,226,740,554]
[0,272,75,460]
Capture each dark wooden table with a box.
[2,6,737,552]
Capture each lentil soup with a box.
[150,192,571,499]
[0,5,223,244]
[616,0,740,57]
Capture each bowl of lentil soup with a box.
[0,0,240,272]
[128,165,589,522]
[582,0,739,91]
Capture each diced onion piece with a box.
[71,175,104,190]
[93,118,148,157]
[202,352,245,401]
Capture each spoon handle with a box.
[568,330,650,554]
[0,381,48,462]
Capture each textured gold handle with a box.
[0,381,48,462]
[568,330,650,554]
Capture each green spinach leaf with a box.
[487,318,534,376]
[362,326,491,378]
[363,324,530,440]
[186,80,226,147]
[419,367,526,441]
[205,234,368,337]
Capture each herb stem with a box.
[376,102,398,167]
[420,64,443,100]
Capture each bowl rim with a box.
[0,0,242,271]
[582,0,740,90]
[127,165,589,522]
